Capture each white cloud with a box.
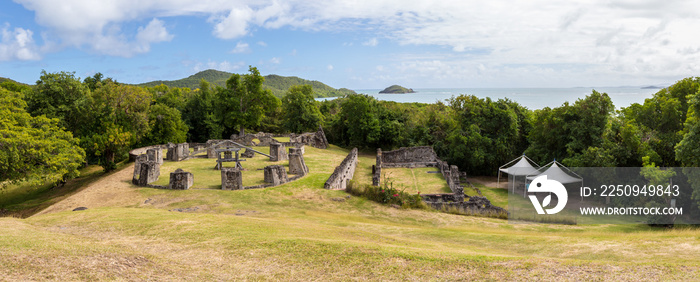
[10,0,700,84]
[363,37,378,46]
[193,59,245,73]
[231,41,250,53]
[269,57,280,64]
[257,41,267,46]
[327,64,334,71]
[0,24,41,61]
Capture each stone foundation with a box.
[169,168,193,190]
[264,165,288,185]
[241,148,255,158]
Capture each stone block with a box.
[146,147,163,164]
[169,168,193,190]
[221,167,243,190]
[132,154,148,184]
[264,165,288,186]
[166,143,188,161]
[269,143,288,162]
[136,161,160,186]
[241,148,255,158]
[288,152,309,175]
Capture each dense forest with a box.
[2,67,700,212]
[136,69,356,98]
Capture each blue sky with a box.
[1,0,699,89]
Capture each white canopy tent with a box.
[498,155,540,194]
[525,160,583,197]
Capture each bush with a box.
[346,181,427,209]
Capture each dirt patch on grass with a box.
[34,164,145,216]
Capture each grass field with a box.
[1,145,700,280]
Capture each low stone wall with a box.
[324,148,358,190]
[421,195,507,216]
[129,144,167,162]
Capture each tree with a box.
[142,104,188,145]
[282,84,323,133]
[0,88,85,187]
[83,81,151,170]
[215,66,280,137]
[26,70,91,136]
[182,79,220,142]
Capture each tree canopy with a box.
[0,88,85,187]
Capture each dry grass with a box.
[380,167,451,194]
[1,145,699,280]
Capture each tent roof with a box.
[499,156,540,176]
[526,161,582,184]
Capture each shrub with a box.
[346,180,427,209]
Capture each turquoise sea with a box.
[318,87,661,110]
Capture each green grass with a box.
[1,145,699,280]
[380,167,451,194]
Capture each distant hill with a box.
[379,85,415,94]
[0,77,29,86]
[136,69,355,98]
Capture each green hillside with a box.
[137,69,355,98]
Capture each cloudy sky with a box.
[1,0,699,89]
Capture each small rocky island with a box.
[379,85,415,94]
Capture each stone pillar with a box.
[269,143,288,162]
[288,148,309,175]
[450,165,464,202]
[221,167,243,190]
[166,143,189,161]
[146,147,163,164]
[136,161,160,186]
[288,144,305,155]
[206,140,218,158]
[373,148,382,186]
[169,168,193,190]
[132,154,148,185]
[264,165,288,186]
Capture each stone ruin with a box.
[241,148,255,158]
[169,168,193,190]
[132,154,160,186]
[166,143,189,161]
[373,146,505,216]
[324,148,358,190]
[264,165,288,186]
[221,167,243,190]
[269,143,288,162]
[289,126,329,149]
[288,147,309,175]
[146,147,163,164]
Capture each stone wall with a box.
[289,126,329,149]
[372,148,382,186]
[324,148,358,190]
[379,146,439,167]
[421,195,507,216]
[129,144,167,162]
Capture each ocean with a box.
[317,87,661,110]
